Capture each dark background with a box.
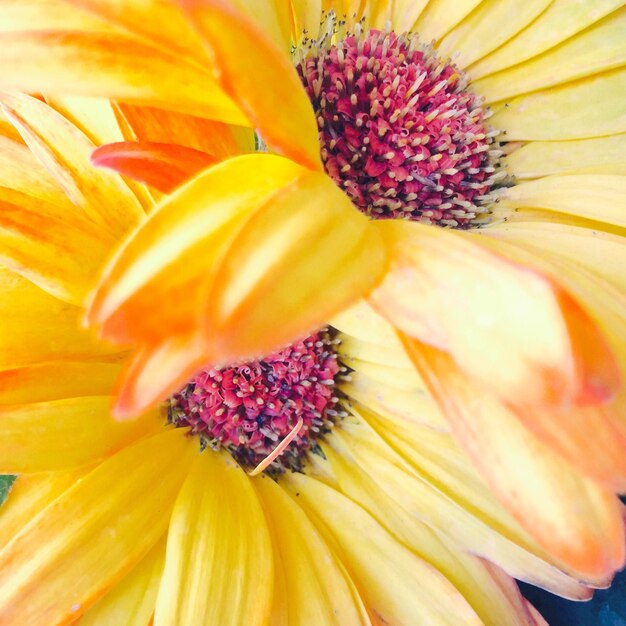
[521,571,626,626]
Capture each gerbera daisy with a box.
[0,0,624,623]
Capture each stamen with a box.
[247,417,304,477]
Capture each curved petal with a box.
[0,93,144,238]
[505,134,626,179]
[412,0,485,41]
[285,473,485,626]
[255,476,370,626]
[500,175,626,227]
[178,0,322,170]
[490,68,626,140]
[368,220,619,411]
[406,340,626,581]
[92,141,219,193]
[0,30,247,125]
[153,452,272,626]
[470,0,626,79]
[473,7,626,102]
[0,430,195,626]
[0,397,162,473]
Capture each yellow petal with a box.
[490,67,626,140]
[412,0,484,41]
[0,188,114,305]
[473,8,626,102]
[291,0,322,41]
[500,175,626,227]
[0,469,86,552]
[179,0,322,170]
[0,268,114,369]
[408,341,626,581]
[0,361,119,404]
[437,0,552,68]
[391,0,428,32]
[323,440,543,626]
[369,220,618,411]
[153,452,272,626]
[331,300,403,349]
[79,538,166,626]
[285,473,484,626]
[329,410,596,596]
[0,93,144,239]
[0,397,162,473]
[506,134,626,179]
[202,167,385,365]
[0,430,195,626]
[0,30,247,125]
[470,0,626,79]
[255,476,370,626]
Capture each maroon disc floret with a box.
[168,331,342,474]
[296,22,503,227]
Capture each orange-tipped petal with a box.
[92,141,219,193]
[0,93,144,239]
[405,340,626,581]
[368,220,619,410]
[178,0,322,170]
[0,30,247,125]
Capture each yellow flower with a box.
[0,0,625,624]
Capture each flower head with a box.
[0,1,625,625]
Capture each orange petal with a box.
[115,103,254,156]
[0,430,195,626]
[368,220,619,410]
[0,92,144,238]
[0,188,114,305]
[0,30,247,125]
[178,0,322,170]
[406,340,626,581]
[92,141,219,193]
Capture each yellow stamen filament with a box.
[247,417,305,477]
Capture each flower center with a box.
[295,15,505,228]
[168,330,345,475]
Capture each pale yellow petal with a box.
[470,0,626,79]
[500,175,626,227]
[391,0,428,32]
[79,538,165,626]
[285,473,485,626]
[255,476,370,626]
[153,452,272,626]
[490,68,626,140]
[413,0,485,41]
[437,0,552,68]
[0,430,195,626]
[506,135,626,179]
[473,8,626,102]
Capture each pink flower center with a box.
[168,330,344,474]
[296,19,505,227]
